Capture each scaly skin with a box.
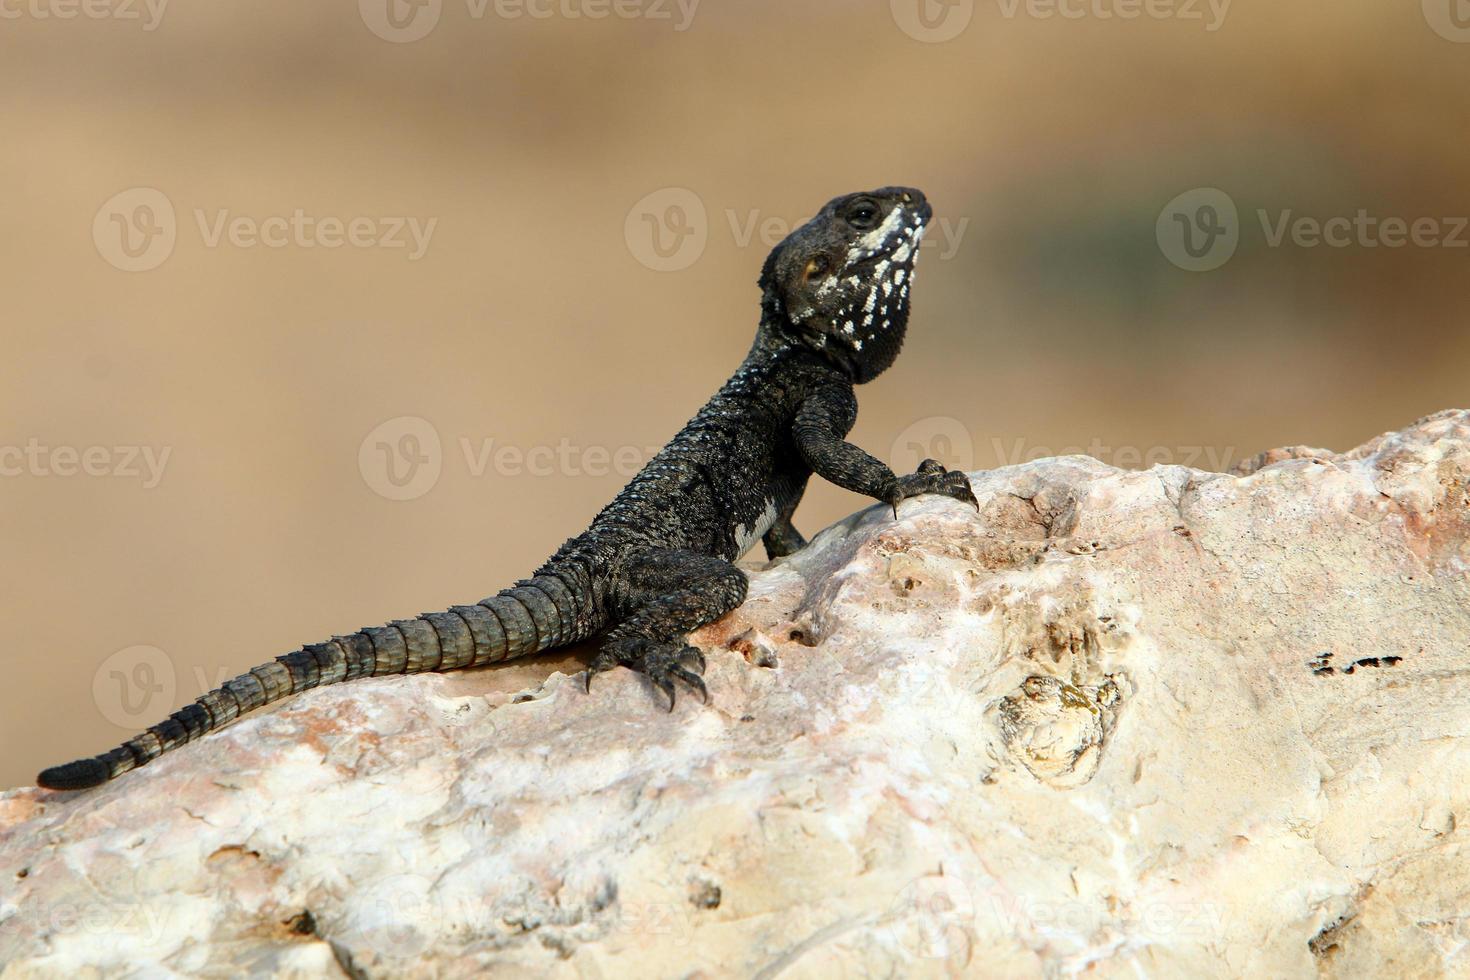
[37,186,975,792]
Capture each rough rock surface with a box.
[3,410,1469,978]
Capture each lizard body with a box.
[37,186,975,791]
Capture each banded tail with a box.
[37,575,588,791]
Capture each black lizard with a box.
[37,186,976,791]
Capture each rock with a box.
[2,410,1469,978]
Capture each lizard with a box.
[37,185,977,792]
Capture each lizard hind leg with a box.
[586,549,747,710]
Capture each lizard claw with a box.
[588,636,713,710]
[885,462,978,518]
[651,672,678,711]
[669,665,708,703]
[584,651,618,693]
[643,653,708,710]
[942,470,980,510]
[678,646,707,674]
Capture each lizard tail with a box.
[37,575,587,791]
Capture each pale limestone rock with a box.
[2,410,1469,978]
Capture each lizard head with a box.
[758,186,932,383]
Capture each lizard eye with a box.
[802,256,830,283]
[845,201,880,230]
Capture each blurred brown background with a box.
[2,0,1466,789]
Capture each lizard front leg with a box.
[762,490,807,560]
[793,384,977,517]
[586,548,748,709]
[762,515,807,560]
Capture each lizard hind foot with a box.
[586,637,709,710]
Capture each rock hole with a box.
[688,880,722,910]
[1309,913,1352,960]
[284,909,317,937]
